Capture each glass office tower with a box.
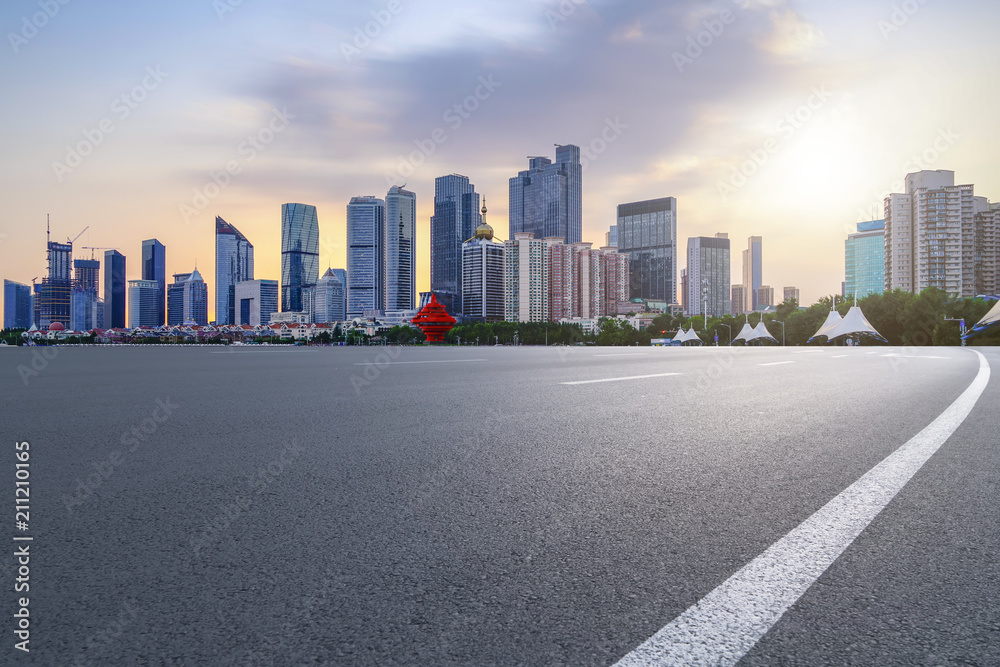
[281,203,320,313]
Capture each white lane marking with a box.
[792,350,825,354]
[613,350,990,667]
[561,373,681,385]
[352,359,486,365]
[831,354,849,358]
[595,353,649,357]
[881,353,949,360]
[758,361,795,366]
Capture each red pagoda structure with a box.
[411,294,456,343]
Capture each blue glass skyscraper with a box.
[508,144,581,244]
[347,197,385,318]
[384,186,416,310]
[215,216,254,325]
[431,174,481,313]
[141,238,166,326]
[4,280,33,329]
[845,220,885,298]
[617,197,677,304]
[281,203,320,313]
[104,250,126,328]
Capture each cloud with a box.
[758,9,825,59]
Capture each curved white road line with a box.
[614,350,991,667]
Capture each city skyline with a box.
[3,1,1000,321]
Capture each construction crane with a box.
[68,226,89,245]
[81,246,118,260]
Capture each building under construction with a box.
[32,220,88,329]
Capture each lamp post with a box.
[719,323,731,346]
[774,320,785,346]
[514,330,519,346]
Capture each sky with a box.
[2,0,999,321]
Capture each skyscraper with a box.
[281,203,320,313]
[4,280,33,329]
[315,269,347,323]
[783,286,801,305]
[509,145,582,243]
[731,284,746,316]
[141,238,166,326]
[70,257,102,331]
[128,279,160,329]
[617,197,677,304]
[461,202,505,322]
[756,285,774,309]
[34,228,72,329]
[686,234,731,318]
[73,259,100,292]
[742,236,763,312]
[234,279,279,326]
[884,170,979,297]
[215,216,254,325]
[167,270,209,326]
[845,220,885,299]
[384,186,417,310]
[347,196,385,318]
[104,250,126,329]
[431,174,481,313]
[973,206,1000,296]
[504,233,551,322]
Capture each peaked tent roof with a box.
[732,317,755,343]
[822,305,887,342]
[965,297,1000,338]
[808,309,844,342]
[751,320,779,343]
[677,326,704,344]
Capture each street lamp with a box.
[774,320,785,346]
[719,323,731,346]
[514,330,519,346]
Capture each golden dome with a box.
[473,198,494,240]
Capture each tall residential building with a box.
[783,286,801,305]
[509,145,582,244]
[128,279,160,329]
[617,197,677,304]
[167,270,209,325]
[347,196,385,318]
[731,284,746,316]
[504,233,551,322]
[235,279,279,326]
[141,238,166,326]
[4,280,33,329]
[281,203,319,313]
[845,220,885,299]
[431,174,481,313]
[461,202,505,322]
[315,269,347,323]
[215,216,254,325]
[384,186,416,310]
[756,285,774,309]
[884,170,979,297]
[104,250,126,328]
[973,206,1000,296]
[742,236,763,312]
[686,234,731,318]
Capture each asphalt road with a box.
[1,344,997,666]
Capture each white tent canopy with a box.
[822,305,887,342]
[674,326,704,344]
[808,309,843,342]
[731,318,755,344]
[751,320,779,344]
[966,298,1000,338]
